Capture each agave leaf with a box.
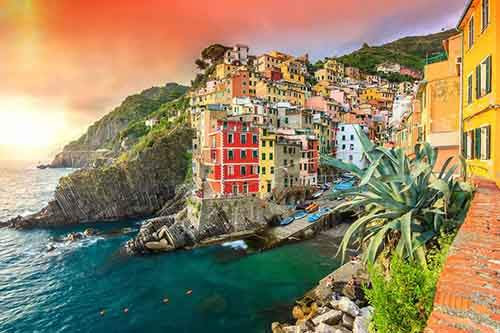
[400,211,414,260]
[360,155,383,186]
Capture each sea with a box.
[0,161,340,333]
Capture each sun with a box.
[0,97,66,148]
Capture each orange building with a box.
[418,33,462,170]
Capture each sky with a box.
[0,0,467,162]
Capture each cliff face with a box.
[50,83,188,168]
[6,126,194,228]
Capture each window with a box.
[253,150,258,158]
[468,17,474,48]
[241,166,246,176]
[480,126,491,160]
[482,56,492,95]
[261,153,266,160]
[270,166,274,174]
[350,134,354,140]
[269,140,273,147]
[476,64,482,98]
[474,128,482,159]
[228,150,234,160]
[482,0,489,31]
[283,146,287,154]
[350,144,354,150]
[261,167,266,175]
[228,166,234,176]
[269,153,273,160]
[261,140,266,147]
[467,74,473,104]
[284,160,288,166]
[228,134,233,144]
[241,149,247,159]
[267,182,272,193]
[342,135,346,140]
[252,135,258,144]
[349,155,353,161]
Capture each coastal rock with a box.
[144,238,170,251]
[311,309,342,326]
[330,297,360,317]
[314,323,349,333]
[293,305,305,320]
[341,314,354,330]
[4,127,194,229]
[352,307,373,333]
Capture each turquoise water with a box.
[0,162,340,332]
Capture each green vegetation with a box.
[321,127,472,333]
[337,29,457,75]
[366,233,454,333]
[192,44,230,89]
[322,127,472,266]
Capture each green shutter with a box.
[485,125,491,159]
[468,75,473,104]
[486,56,492,94]
[476,65,482,98]
[475,128,482,159]
[462,132,467,156]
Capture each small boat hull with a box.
[280,216,295,226]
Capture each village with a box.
[187,37,469,202]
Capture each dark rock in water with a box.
[4,127,193,229]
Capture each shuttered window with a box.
[482,0,490,31]
[468,74,473,104]
[481,125,491,160]
[474,128,482,159]
[476,65,482,98]
[485,56,492,94]
[469,17,474,48]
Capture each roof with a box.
[457,0,474,29]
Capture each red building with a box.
[400,67,422,80]
[207,120,260,196]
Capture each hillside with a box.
[50,82,188,168]
[337,29,458,74]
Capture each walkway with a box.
[426,180,500,333]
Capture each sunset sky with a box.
[0,0,466,161]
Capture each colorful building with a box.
[280,59,306,84]
[458,0,499,186]
[418,33,461,170]
[206,120,260,196]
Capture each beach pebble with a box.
[186,289,193,295]
[330,296,360,317]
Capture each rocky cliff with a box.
[49,82,188,168]
[5,125,194,229]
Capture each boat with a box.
[333,180,354,191]
[307,213,321,223]
[280,216,295,226]
[311,190,324,199]
[318,207,331,216]
[305,203,319,213]
[293,210,307,220]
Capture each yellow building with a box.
[314,59,344,85]
[215,63,236,79]
[418,33,462,170]
[259,129,276,198]
[280,59,306,84]
[255,81,308,106]
[312,82,329,97]
[458,0,499,186]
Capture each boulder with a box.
[293,305,306,320]
[341,314,354,330]
[144,238,170,251]
[314,323,348,333]
[352,307,373,333]
[330,297,360,317]
[312,309,343,326]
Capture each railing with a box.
[426,52,447,65]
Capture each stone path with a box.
[425,180,500,333]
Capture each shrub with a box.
[365,234,454,333]
[365,255,438,333]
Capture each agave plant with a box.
[322,127,473,266]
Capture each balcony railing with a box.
[426,52,447,65]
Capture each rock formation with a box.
[3,126,194,229]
